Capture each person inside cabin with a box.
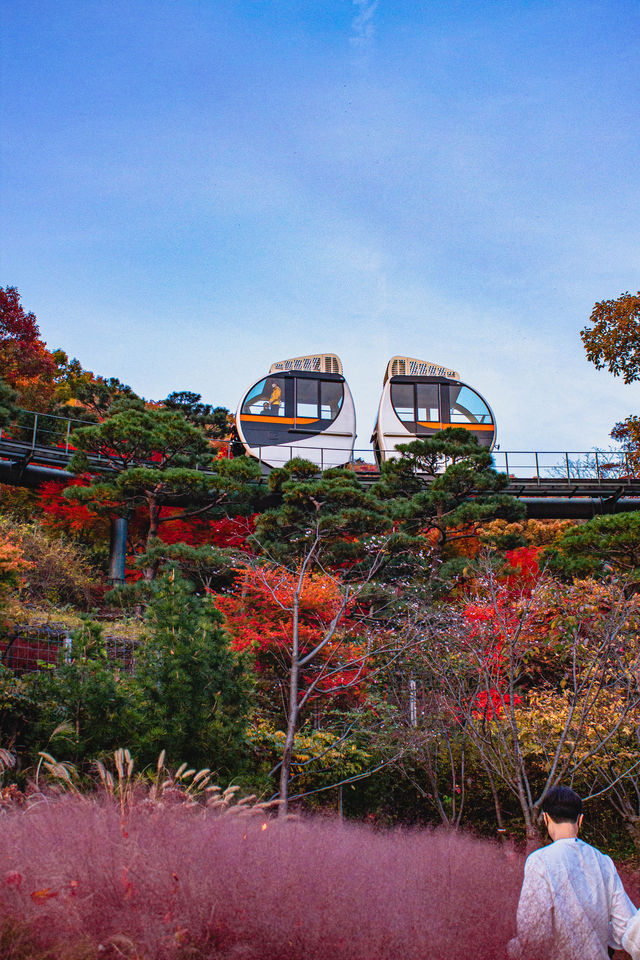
[507,786,640,960]
[267,380,281,415]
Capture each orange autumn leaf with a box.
[31,887,59,902]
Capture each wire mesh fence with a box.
[0,624,138,674]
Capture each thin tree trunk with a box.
[482,757,505,832]
[278,589,300,818]
[524,803,542,851]
[143,495,161,581]
[626,819,640,862]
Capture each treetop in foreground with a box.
[373,429,525,584]
[255,458,391,567]
[65,401,262,579]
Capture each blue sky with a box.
[1,0,639,454]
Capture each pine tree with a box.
[374,427,524,587]
[132,571,250,772]
[66,399,262,580]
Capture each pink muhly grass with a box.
[0,796,524,959]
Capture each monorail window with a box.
[241,377,286,417]
[416,383,440,423]
[391,382,441,423]
[449,385,492,425]
[391,383,415,422]
[296,378,318,419]
[320,380,343,419]
[295,379,344,421]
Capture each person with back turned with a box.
[507,786,640,959]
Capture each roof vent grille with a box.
[270,353,343,375]
[384,356,460,383]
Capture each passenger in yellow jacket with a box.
[268,381,281,415]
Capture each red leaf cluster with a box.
[37,477,106,537]
[472,688,522,720]
[217,566,368,703]
[217,566,347,657]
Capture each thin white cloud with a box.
[350,0,378,51]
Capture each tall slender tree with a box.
[246,460,399,814]
[132,571,250,771]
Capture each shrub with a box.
[24,620,134,766]
[0,665,36,758]
[0,518,95,608]
[0,795,525,959]
[0,537,29,627]
[0,484,43,523]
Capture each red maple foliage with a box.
[37,477,108,538]
[0,287,44,356]
[0,287,57,409]
[38,475,256,557]
[157,512,256,550]
[503,546,542,589]
[471,688,522,721]
[217,565,368,701]
[461,547,543,717]
[217,566,346,655]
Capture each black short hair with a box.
[541,786,583,824]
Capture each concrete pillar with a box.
[108,516,128,584]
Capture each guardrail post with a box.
[594,450,600,481]
[565,452,570,480]
[534,451,540,482]
[65,418,72,454]
[320,447,324,472]
[31,413,38,449]
[504,451,509,476]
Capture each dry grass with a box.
[0,747,16,776]
[10,600,143,641]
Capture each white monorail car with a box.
[234,353,356,470]
[371,356,497,464]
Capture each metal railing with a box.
[241,445,639,481]
[0,411,637,483]
[0,624,138,674]
[0,409,96,454]
[490,450,637,482]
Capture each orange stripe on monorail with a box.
[240,415,318,425]
[416,422,495,431]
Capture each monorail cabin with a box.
[372,356,497,464]
[234,353,356,470]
